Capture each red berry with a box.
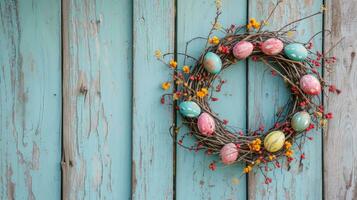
[209,162,217,171]
[301,153,306,159]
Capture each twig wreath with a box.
[156,0,341,183]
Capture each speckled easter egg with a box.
[284,43,308,61]
[261,38,284,55]
[220,143,238,165]
[300,74,321,95]
[264,131,285,153]
[203,52,222,74]
[233,41,254,59]
[291,111,311,132]
[179,101,201,118]
[197,112,215,136]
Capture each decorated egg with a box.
[203,52,222,74]
[197,112,215,136]
[179,101,201,118]
[220,143,238,165]
[264,131,285,152]
[291,111,311,132]
[300,74,321,95]
[233,41,254,59]
[284,43,308,61]
[261,38,284,55]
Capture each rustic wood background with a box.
[0,0,355,199]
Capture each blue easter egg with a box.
[203,52,222,74]
[284,43,308,61]
[291,111,311,132]
[179,101,201,118]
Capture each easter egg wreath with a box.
[157,1,340,179]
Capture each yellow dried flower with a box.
[284,141,292,149]
[249,18,257,24]
[201,88,208,95]
[252,21,261,29]
[161,82,171,90]
[268,155,276,161]
[169,59,177,68]
[182,65,190,73]
[320,5,327,12]
[285,149,294,157]
[196,88,209,98]
[315,111,323,118]
[154,50,162,58]
[249,138,262,152]
[320,119,328,128]
[247,18,261,30]
[209,36,220,45]
[173,92,180,100]
[247,23,253,29]
[243,166,252,173]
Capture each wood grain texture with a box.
[324,0,357,199]
[131,0,175,199]
[0,0,61,199]
[62,0,132,199]
[175,1,247,199]
[248,0,323,199]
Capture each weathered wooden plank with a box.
[132,1,175,199]
[0,0,61,199]
[62,0,132,199]
[175,1,247,199]
[324,0,357,199]
[248,0,323,199]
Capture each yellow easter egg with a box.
[264,131,285,152]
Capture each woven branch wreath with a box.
[156,1,340,182]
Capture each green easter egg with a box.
[291,111,311,132]
[179,101,201,118]
[284,43,308,61]
[203,52,222,74]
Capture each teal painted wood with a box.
[132,0,175,199]
[248,0,323,199]
[0,0,61,199]
[62,0,132,199]
[176,1,247,199]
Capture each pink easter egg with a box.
[233,41,254,59]
[300,74,321,95]
[197,112,215,136]
[220,143,238,165]
[261,38,284,55]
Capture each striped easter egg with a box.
[263,131,285,152]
